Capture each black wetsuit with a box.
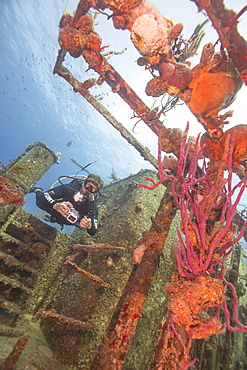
[35,180,98,235]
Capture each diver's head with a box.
[83,174,104,194]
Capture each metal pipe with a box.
[6,142,59,194]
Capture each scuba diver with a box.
[30,173,104,235]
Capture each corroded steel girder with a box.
[91,190,177,369]
[82,48,182,157]
[67,0,183,159]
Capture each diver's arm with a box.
[36,185,69,212]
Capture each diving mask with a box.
[84,179,99,194]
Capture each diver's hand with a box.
[53,201,73,217]
[79,216,91,229]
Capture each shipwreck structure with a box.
[0,142,246,370]
[0,142,175,369]
[1,0,247,369]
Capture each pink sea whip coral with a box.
[141,124,247,369]
[140,123,247,278]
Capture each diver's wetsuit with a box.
[35,180,98,235]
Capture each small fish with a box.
[66,141,72,147]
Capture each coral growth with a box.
[140,124,247,278]
[201,124,247,177]
[165,274,224,340]
[59,0,182,62]
[140,123,247,367]
[145,41,243,133]
[130,13,175,57]
[92,0,183,60]
[54,1,247,367]
[185,45,243,124]
[145,76,168,97]
[146,61,192,97]
[160,61,192,92]
[59,27,87,58]
[0,171,24,206]
[91,0,143,15]
[58,12,102,58]
[191,1,247,85]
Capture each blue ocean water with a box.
[0,0,153,214]
[0,4,149,166]
[0,0,247,232]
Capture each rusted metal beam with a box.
[91,190,177,369]
[59,0,182,158]
[82,48,182,158]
